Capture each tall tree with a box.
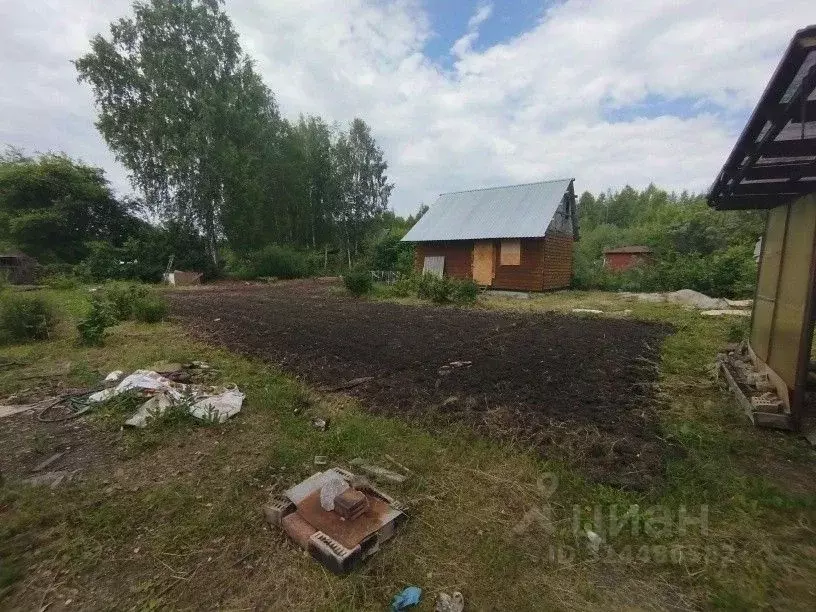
[334,118,394,264]
[75,0,280,264]
[0,152,140,263]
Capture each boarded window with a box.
[423,255,445,278]
[500,240,521,266]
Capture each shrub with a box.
[451,279,479,304]
[343,270,373,296]
[43,274,80,290]
[77,294,115,346]
[0,293,58,343]
[132,293,169,323]
[235,245,308,280]
[103,282,149,321]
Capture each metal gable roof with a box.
[402,178,574,242]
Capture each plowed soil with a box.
[169,281,673,489]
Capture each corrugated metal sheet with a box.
[402,179,574,242]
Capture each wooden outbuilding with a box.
[401,179,579,291]
[603,246,654,271]
[0,251,37,285]
[707,25,816,430]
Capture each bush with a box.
[451,279,479,304]
[0,293,58,343]
[77,302,111,345]
[229,245,309,280]
[43,274,80,290]
[394,273,479,305]
[132,293,168,323]
[343,270,373,296]
[77,294,115,346]
[103,282,149,321]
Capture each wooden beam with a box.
[761,138,816,158]
[731,181,816,196]
[744,161,816,181]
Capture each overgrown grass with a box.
[0,287,814,610]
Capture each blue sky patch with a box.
[422,0,548,67]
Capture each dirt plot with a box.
[170,281,673,488]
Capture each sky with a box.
[1,1,816,216]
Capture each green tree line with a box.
[73,0,393,269]
[574,185,765,297]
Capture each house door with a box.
[472,242,494,286]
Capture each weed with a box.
[0,293,57,343]
[132,293,169,323]
[76,294,115,345]
[103,282,149,321]
[343,270,373,296]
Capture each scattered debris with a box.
[314,455,328,466]
[164,270,203,286]
[322,377,374,392]
[104,370,125,385]
[572,308,603,314]
[750,392,784,414]
[264,467,406,574]
[391,586,422,611]
[622,289,736,310]
[435,591,465,612]
[437,360,472,376]
[701,309,751,317]
[311,417,328,431]
[717,345,791,430]
[585,529,603,552]
[725,298,753,308]
[0,400,49,419]
[319,476,350,511]
[349,458,408,483]
[384,454,413,475]
[31,452,66,472]
[23,469,81,489]
[88,369,244,428]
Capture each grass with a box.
[0,285,815,609]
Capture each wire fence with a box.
[370,270,402,285]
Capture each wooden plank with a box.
[719,360,793,430]
[472,242,494,286]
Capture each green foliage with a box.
[575,185,763,297]
[228,245,309,279]
[451,278,479,303]
[0,151,142,264]
[368,230,415,274]
[43,274,81,290]
[343,270,373,296]
[0,293,58,343]
[132,293,168,323]
[77,294,115,346]
[102,282,149,321]
[392,273,479,305]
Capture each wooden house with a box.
[401,179,578,291]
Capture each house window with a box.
[500,240,521,266]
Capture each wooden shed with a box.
[0,251,37,285]
[401,179,579,291]
[707,25,816,430]
[603,246,654,271]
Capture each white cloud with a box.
[1,0,815,214]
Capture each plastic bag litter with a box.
[88,370,184,404]
[391,586,422,611]
[189,388,245,423]
[90,369,244,428]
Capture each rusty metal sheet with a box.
[296,489,398,550]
